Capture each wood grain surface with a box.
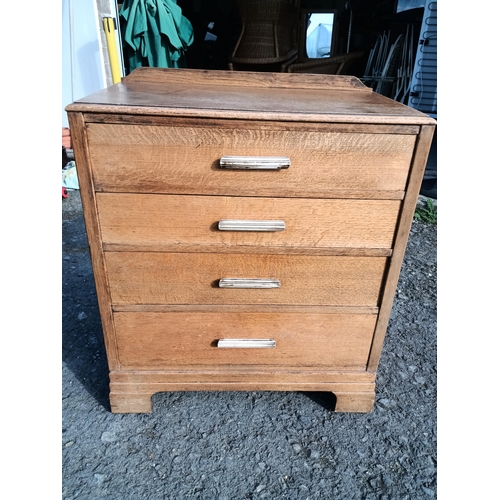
[66,68,436,414]
[67,112,120,370]
[66,69,436,125]
[120,67,374,91]
[367,124,436,372]
[113,311,377,369]
[83,114,421,135]
[104,252,388,306]
[88,123,415,198]
[96,193,400,254]
[110,369,377,385]
[112,304,379,314]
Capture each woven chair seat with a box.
[286,51,364,75]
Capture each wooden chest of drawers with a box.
[66,68,435,414]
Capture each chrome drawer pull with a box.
[217,339,276,348]
[218,220,286,232]
[219,156,290,170]
[219,278,280,289]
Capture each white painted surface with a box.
[62,0,107,127]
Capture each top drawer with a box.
[87,121,416,199]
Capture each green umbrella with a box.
[120,0,194,71]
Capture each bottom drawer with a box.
[113,311,377,370]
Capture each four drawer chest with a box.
[66,68,436,413]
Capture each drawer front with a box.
[105,252,387,306]
[87,123,416,198]
[113,311,377,369]
[96,193,400,253]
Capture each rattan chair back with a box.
[229,0,300,68]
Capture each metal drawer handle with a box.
[219,278,280,289]
[217,339,276,348]
[219,156,290,170]
[218,220,286,232]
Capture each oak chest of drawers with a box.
[66,68,435,414]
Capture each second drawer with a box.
[97,193,401,254]
[105,252,388,306]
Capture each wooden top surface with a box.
[66,68,435,125]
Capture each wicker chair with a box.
[228,0,300,72]
[285,51,364,75]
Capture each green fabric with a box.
[120,0,194,70]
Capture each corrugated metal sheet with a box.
[408,0,437,116]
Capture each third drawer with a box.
[105,252,388,307]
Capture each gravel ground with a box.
[62,190,437,500]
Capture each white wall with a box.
[62,0,122,127]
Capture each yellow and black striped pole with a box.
[103,17,121,84]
